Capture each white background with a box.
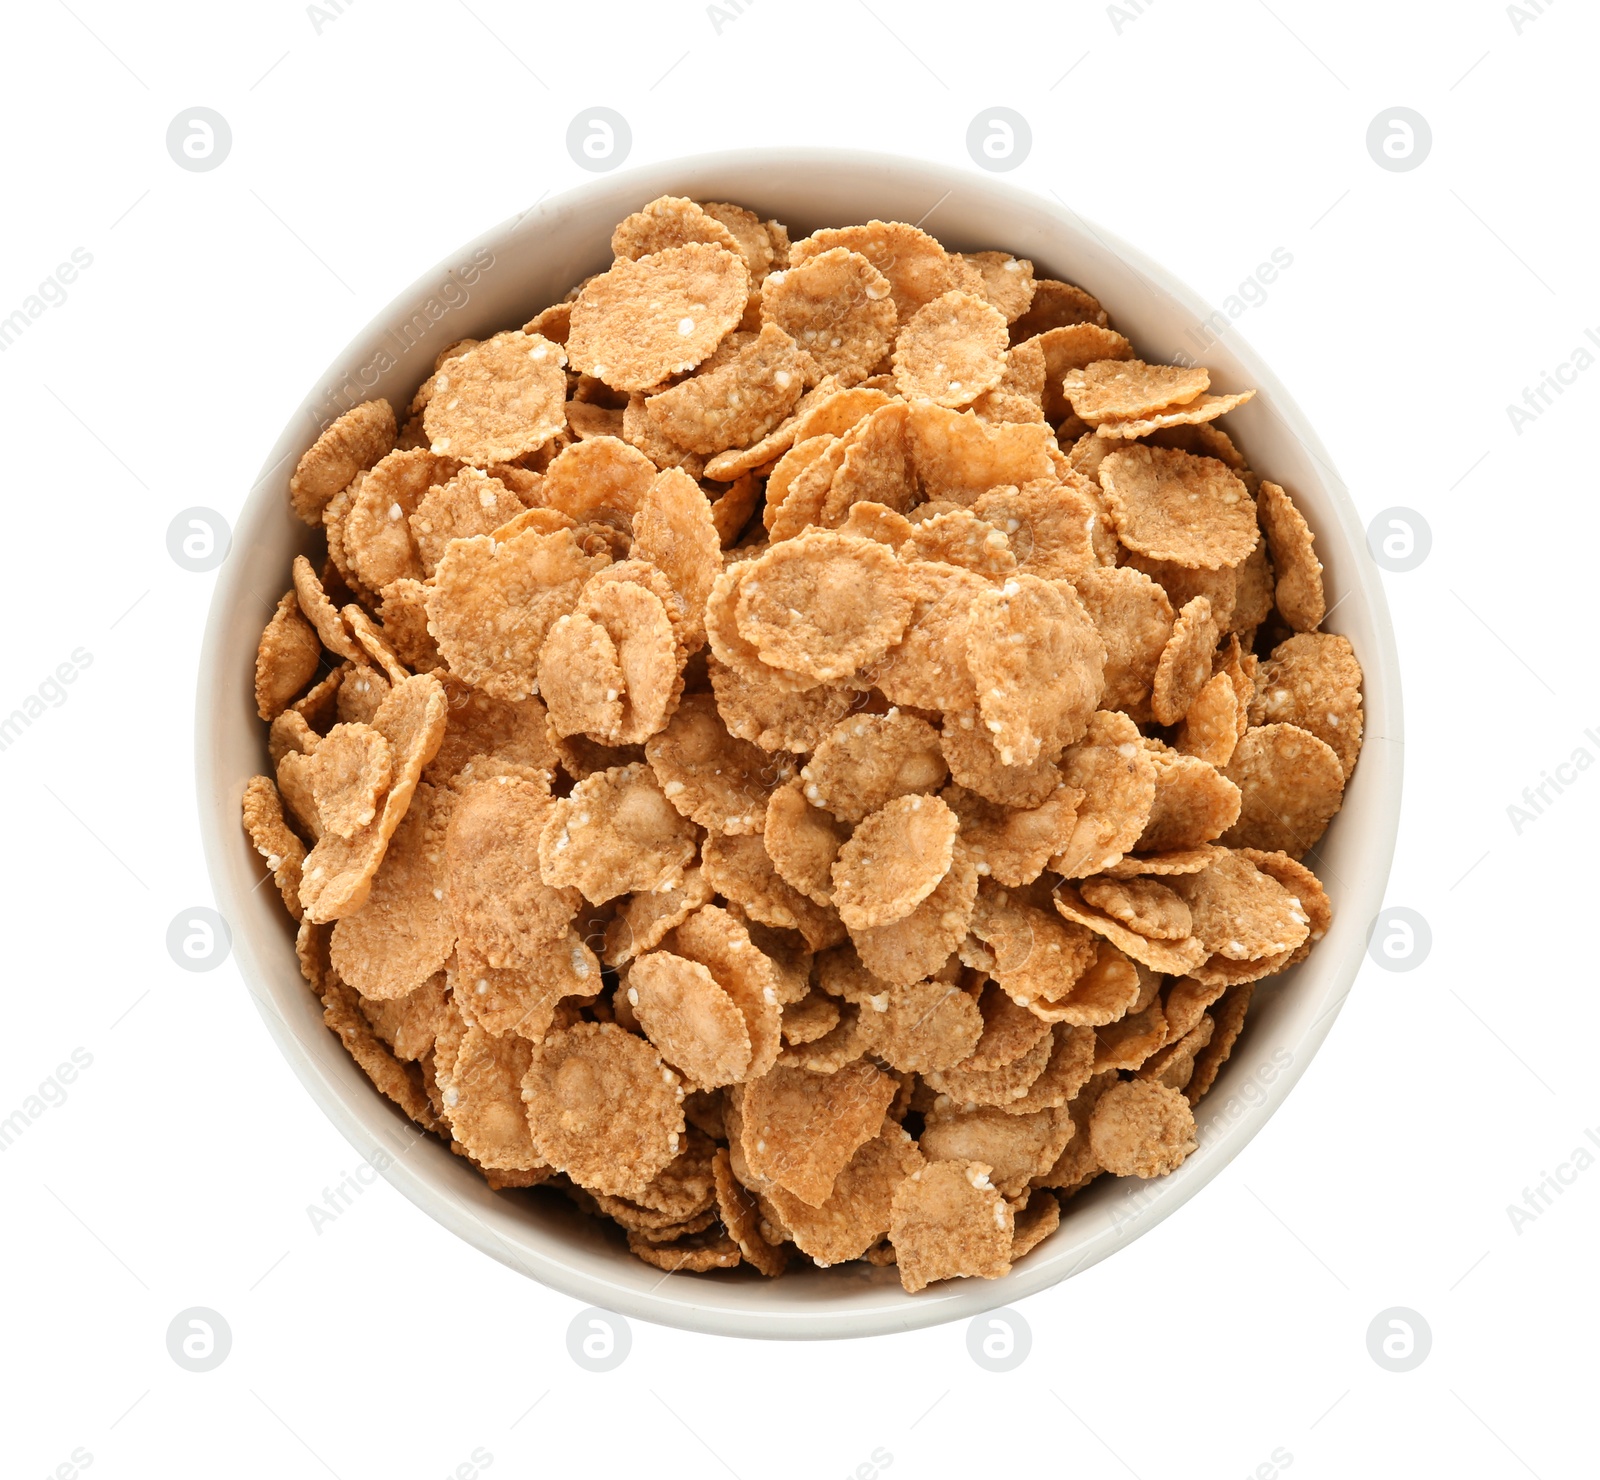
[1,1,1594,1475]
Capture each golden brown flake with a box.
[1168,850,1310,961]
[1257,480,1325,631]
[709,656,855,755]
[1176,672,1241,767]
[1051,710,1160,876]
[1053,884,1206,977]
[610,195,744,261]
[447,772,579,967]
[645,323,813,455]
[758,249,898,388]
[330,779,453,998]
[602,865,713,966]
[960,251,1036,323]
[1151,595,1221,726]
[241,775,307,920]
[1080,875,1192,940]
[443,1026,542,1170]
[319,974,441,1132]
[289,399,396,526]
[1138,751,1243,853]
[670,904,786,1078]
[701,833,846,950]
[1062,359,1209,423]
[1088,1079,1197,1177]
[628,951,752,1088]
[713,1146,791,1275]
[1099,445,1258,570]
[782,988,843,1046]
[427,524,608,702]
[537,435,659,531]
[408,467,524,576]
[800,710,947,823]
[568,243,750,394]
[941,782,1080,887]
[891,291,1009,408]
[907,402,1054,504]
[967,575,1105,766]
[764,1118,924,1266]
[632,467,723,654]
[1072,566,1174,719]
[889,1159,1014,1293]
[646,692,787,835]
[1250,633,1363,779]
[832,794,959,931]
[539,762,697,903]
[1185,984,1254,1103]
[522,1022,685,1197]
[1220,723,1345,858]
[764,778,851,905]
[853,841,979,987]
[900,508,1015,578]
[622,392,706,477]
[938,712,1059,808]
[299,675,448,922]
[358,971,448,1061]
[255,591,322,721]
[1093,391,1255,440]
[1010,279,1109,342]
[421,332,566,464]
[789,220,959,323]
[736,531,913,683]
[873,562,988,713]
[740,1058,896,1207]
[822,400,917,519]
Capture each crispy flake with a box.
[628,951,752,1088]
[1053,884,1206,976]
[1099,445,1258,570]
[967,575,1105,766]
[853,842,979,987]
[646,692,787,835]
[736,531,913,683]
[1051,710,1159,877]
[1063,359,1209,423]
[422,332,566,464]
[1257,480,1325,631]
[569,243,750,393]
[889,1159,1014,1293]
[832,793,959,931]
[1220,723,1345,858]
[522,1022,685,1197]
[1250,633,1363,779]
[892,291,1009,408]
[289,399,396,526]
[740,1059,896,1207]
[611,195,743,261]
[427,525,608,702]
[255,591,322,721]
[1088,1079,1197,1177]
[1151,595,1221,726]
[300,675,448,922]
[330,780,454,997]
[241,775,307,920]
[760,247,898,385]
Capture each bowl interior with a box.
[198,148,1401,1339]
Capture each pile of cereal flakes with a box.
[245,196,1360,1293]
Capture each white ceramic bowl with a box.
[197,148,1401,1340]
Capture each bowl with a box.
[197,148,1401,1340]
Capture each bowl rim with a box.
[197,146,1402,1340]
